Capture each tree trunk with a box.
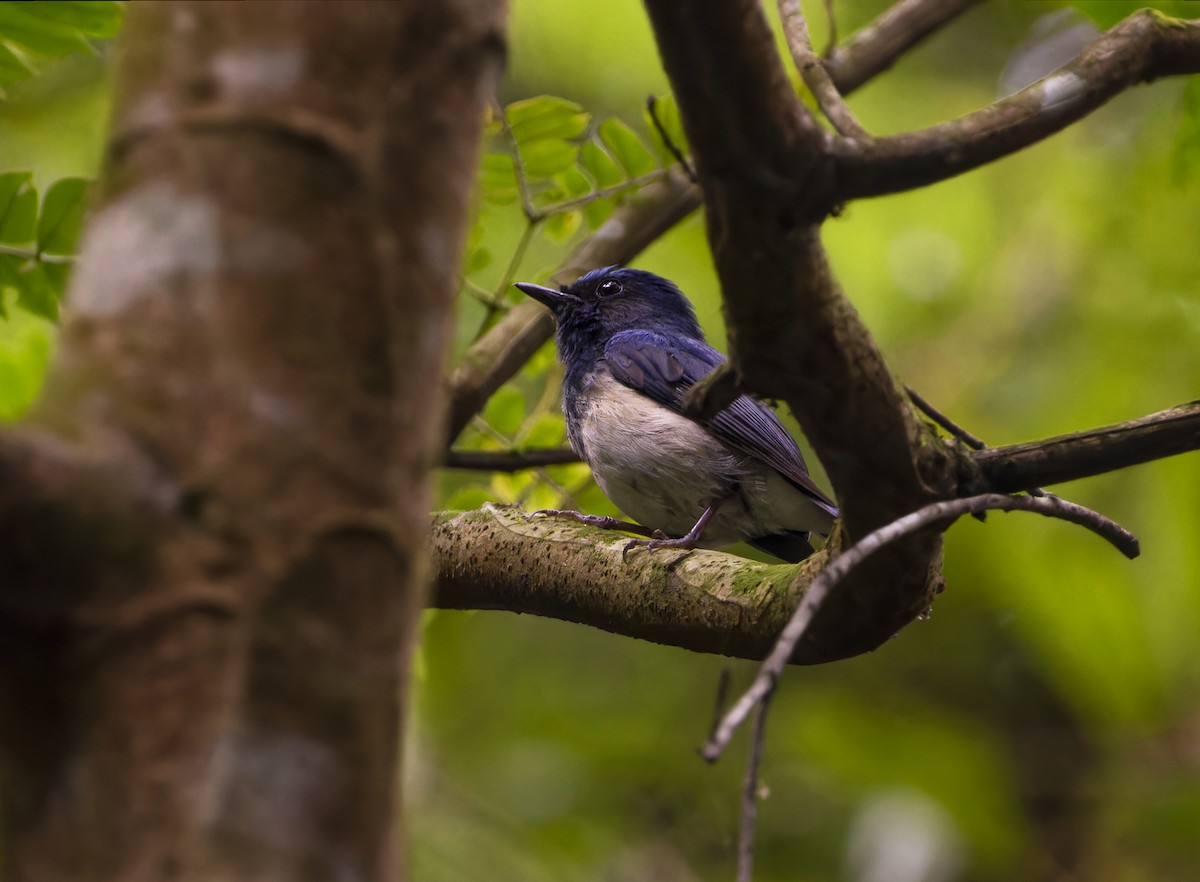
[0,2,505,879]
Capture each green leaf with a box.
[598,118,656,178]
[0,304,53,421]
[482,385,526,438]
[507,95,590,143]
[444,484,494,512]
[0,40,34,83]
[518,138,580,178]
[10,1,124,38]
[583,196,616,230]
[0,256,57,321]
[0,3,90,57]
[37,177,89,256]
[516,412,566,450]
[580,140,625,188]
[0,0,124,86]
[479,151,519,204]
[464,245,492,275]
[557,165,592,199]
[13,261,57,320]
[0,172,37,247]
[543,209,582,242]
[39,262,71,312]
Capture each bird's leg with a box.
[533,508,662,539]
[622,494,728,558]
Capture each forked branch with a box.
[833,10,1200,200]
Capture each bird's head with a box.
[515,267,704,350]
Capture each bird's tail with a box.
[748,531,816,563]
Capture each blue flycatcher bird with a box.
[514,266,837,562]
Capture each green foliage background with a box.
[2,1,1198,880]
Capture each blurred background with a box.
[3,1,1198,880]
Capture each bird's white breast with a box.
[570,372,831,543]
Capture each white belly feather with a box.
[570,373,832,545]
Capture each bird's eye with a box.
[597,279,623,298]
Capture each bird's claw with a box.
[621,534,698,561]
[534,509,622,529]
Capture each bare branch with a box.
[702,493,1138,762]
[973,401,1200,494]
[443,447,579,471]
[778,0,868,138]
[737,698,772,882]
[431,504,848,664]
[833,11,1200,200]
[825,0,984,93]
[906,385,986,450]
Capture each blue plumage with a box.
[515,266,837,562]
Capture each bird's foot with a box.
[621,499,722,561]
[622,532,699,560]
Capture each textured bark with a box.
[643,0,955,658]
[432,506,839,663]
[0,2,505,880]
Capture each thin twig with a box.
[646,94,698,182]
[778,0,869,138]
[0,244,76,265]
[528,169,670,222]
[737,696,772,882]
[498,105,539,222]
[708,668,732,743]
[443,448,580,471]
[905,385,985,450]
[702,493,1139,762]
[474,221,540,336]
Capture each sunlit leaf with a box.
[12,261,57,320]
[518,138,580,178]
[479,151,519,204]
[0,3,91,57]
[0,303,53,420]
[583,195,617,229]
[544,209,582,242]
[580,140,624,188]
[0,172,37,246]
[557,165,592,199]
[508,95,590,143]
[598,118,656,177]
[445,484,494,511]
[482,385,526,438]
[516,411,567,450]
[525,482,561,512]
[0,0,123,88]
[0,40,34,83]
[37,176,89,256]
[8,1,123,38]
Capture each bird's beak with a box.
[514,281,578,313]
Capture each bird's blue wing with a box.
[604,330,838,516]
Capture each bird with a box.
[514,265,838,562]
